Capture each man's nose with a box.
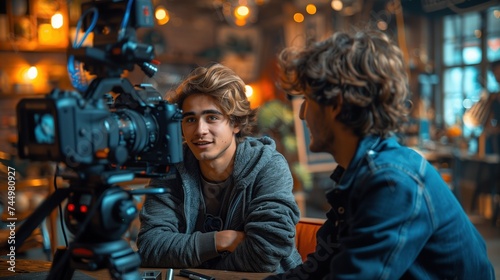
[196,119,209,134]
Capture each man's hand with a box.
[215,230,246,252]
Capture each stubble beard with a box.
[309,132,334,154]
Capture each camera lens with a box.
[106,109,157,155]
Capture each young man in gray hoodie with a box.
[137,63,302,272]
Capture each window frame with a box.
[437,6,500,138]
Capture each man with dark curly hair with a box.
[137,63,302,272]
[266,30,494,279]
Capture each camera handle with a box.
[83,76,153,109]
[11,179,167,279]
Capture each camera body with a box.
[16,79,183,173]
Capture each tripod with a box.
[11,169,166,279]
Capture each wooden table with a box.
[0,258,273,280]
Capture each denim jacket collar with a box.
[333,135,383,190]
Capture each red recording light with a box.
[72,247,93,257]
[143,6,150,16]
[80,205,88,213]
[67,203,75,212]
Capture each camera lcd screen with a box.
[17,97,63,161]
[29,112,56,144]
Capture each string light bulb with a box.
[26,66,38,80]
[223,0,258,27]
[331,0,343,11]
[306,4,317,15]
[245,85,253,98]
[293,12,304,23]
[234,5,250,19]
[330,0,362,16]
[51,12,64,29]
[155,6,170,25]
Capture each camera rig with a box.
[11,0,183,279]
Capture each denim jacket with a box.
[268,135,494,280]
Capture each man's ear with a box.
[330,94,343,117]
[233,124,241,134]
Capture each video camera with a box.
[12,1,184,279]
[16,80,183,175]
[16,0,183,177]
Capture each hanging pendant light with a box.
[222,0,258,27]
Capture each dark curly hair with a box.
[277,30,411,138]
[169,63,257,142]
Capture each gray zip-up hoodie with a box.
[137,136,302,272]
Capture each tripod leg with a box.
[47,247,75,280]
[39,218,52,261]
[10,188,71,252]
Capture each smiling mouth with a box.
[194,141,212,146]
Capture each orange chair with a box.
[295,217,325,261]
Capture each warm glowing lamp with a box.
[245,85,253,98]
[293,13,304,23]
[155,6,170,25]
[306,4,317,15]
[223,0,258,27]
[331,0,343,11]
[234,5,250,19]
[51,12,64,29]
[26,66,38,80]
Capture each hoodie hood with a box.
[232,136,277,186]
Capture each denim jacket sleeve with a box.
[328,166,434,279]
